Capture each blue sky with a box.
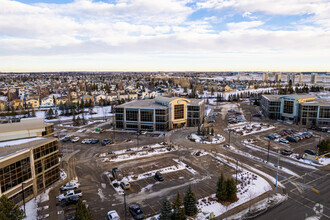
[1,0,329,71]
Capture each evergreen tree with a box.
[159,199,172,220]
[216,173,227,202]
[31,108,36,117]
[74,200,93,220]
[226,178,238,203]
[184,186,198,216]
[0,195,24,220]
[197,125,201,135]
[172,192,186,220]
[211,128,214,136]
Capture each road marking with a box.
[205,183,216,192]
[165,173,174,181]
[134,181,143,189]
[199,187,211,196]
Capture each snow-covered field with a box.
[189,133,225,144]
[35,106,114,122]
[228,122,275,136]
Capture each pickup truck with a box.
[60,182,79,191]
[58,190,82,201]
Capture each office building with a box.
[261,94,330,126]
[0,118,59,205]
[114,97,205,131]
[311,73,318,84]
[275,72,281,82]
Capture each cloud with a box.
[0,0,329,70]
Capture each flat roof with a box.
[300,98,330,106]
[117,99,167,109]
[0,137,57,158]
[262,95,281,102]
[0,118,46,133]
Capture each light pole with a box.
[267,139,270,163]
[21,182,26,216]
[275,152,280,193]
[123,192,127,220]
[235,159,238,184]
[137,130,139,147]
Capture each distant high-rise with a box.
[299,73,303,84]
[275,72,281,82]
[266,72,269,81]
[262,73,266,81]
[287,73,295,84]
[311,73,317,84]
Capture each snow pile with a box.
[97,188,106,202]
[60,169,67,180]
[196,171,272,219]
[36,188,51,203]
[122,159,196,182]
[189,133,225,144]
[100,145,176,162]
[289,153,330,167]
[22,198,38,220]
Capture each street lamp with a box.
[21,182,27,216]
[123,192,127,220]
[267,139,270,163]
[235,159,238,184]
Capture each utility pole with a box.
[124,192,127,220]
[228,129,232,146]
[137,130,139,147]
[267,139,270,163]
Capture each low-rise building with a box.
[261,94,330,126]
[114,96,205,131]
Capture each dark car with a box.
[91,139,99,144]
[129,204,144,220]
[154,172,164,181]
[62,196,80,207]
[101,139,112,146]
[281,150,293,156]
[61,136,71,142]
[304,149,316,155]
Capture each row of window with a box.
[33,141,58,160]
[0,157,32,193]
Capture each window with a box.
[156,116,166,122]
[140,110,153,122]
[141,124,153,130]
[115,108,124,113]
[126,109,138,121]
[116,121,123,129]
[156,109,166,115]
[115,114,123,121]
[283,101,294,114]
[33,141,58,160]
[188,106,199,111]
[174,104,184,119]
[44,167,60,188]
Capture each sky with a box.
[0,0,330,72]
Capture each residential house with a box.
[40,96,54,107]
[25,98,40,109]
[10,99,24,110]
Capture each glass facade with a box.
[0,157,31,193]
[283,101,294,114]
[174,104,184,119]
[140,110,153,122]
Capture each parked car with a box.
[58,190,82,201]
[120,180,131,190]
[154,172,164,182]
[129,204,144,220]
[82,139,92,144]
[101,139,112,146]
[281,150,293,156]
[112,168,123,181]
[279,138,289,144]
[286,136,298,143]
[60,182,79,191]
[71,137,80,143]
[91,139,99,144]
[304,149,316,155]
[107,210,120,220]
[268,135,276,140]
[61,136,71,142]
[62,195,80,206]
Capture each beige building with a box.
[0,118,58,205]
[26,98,40,109]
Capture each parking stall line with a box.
[145,201,158,215]
[165,173,174,181]
[199,187,211,197]
[205,183,217,192]
[134,181,143,189]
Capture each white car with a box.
[58,190,82,201]
[107,210,120,220]
[82,139,92,144]
[71,137,80,143]
[60,182,79,191]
